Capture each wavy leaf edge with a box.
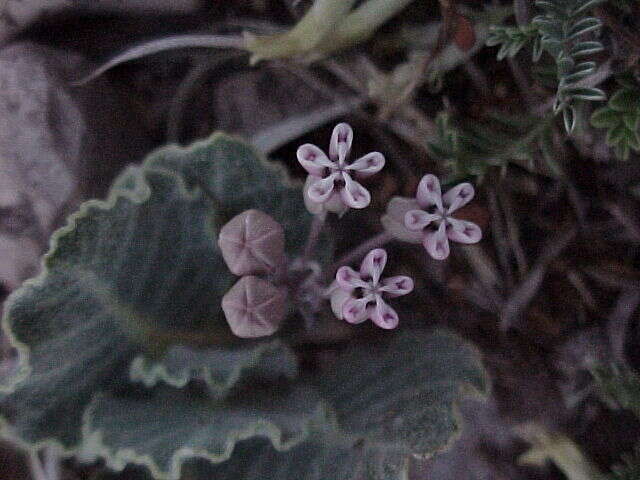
[78,392,335,480]
[128,340,298,393]
[0,132,302,392]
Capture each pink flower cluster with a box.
[219,124,486,338]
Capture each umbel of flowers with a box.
[220,123,483,337]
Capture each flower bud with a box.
[222,276,287,338]
[218,209,285,276]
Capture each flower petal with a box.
[340,173,371,209]
[443,182,475,213]
[329,123,353,163]
[347,152,385,176]
[324,191,349,216]
[423,221,450,260]
[307,173,338,203]
[404,209,440,231]
[303,176,326,215]
[342,297,370,324]
[416,174,443,212]
[336,266,369,290]
[446,218,482,244]
[297,144,334,176]
[380,275,414,298]
[380,197,423,244]
[360,248,387,286]
[329,282,352,320]
[370,296,399,329]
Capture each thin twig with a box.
[251,99,365,154]
[514,0,531,27]
[566,269,597,310]
[326,231,394,280]
[507,56,537,112]
[28,451,48,480]
[499,189,529,277]
[378,0,457,120]
[606,202,640,243]
[607,289,640,364]
[167,51,242,143]
[460,245,504,309]
[500,224,577,331]
[43,447,60,480]
[462,60,491,98]
[488,188,515,291]
[75,34,246,85]
[582,266,640,290]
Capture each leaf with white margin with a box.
[180,435,362,480]
[143,134,313,256]
[179,434,408,480]
[316,329,487,456]
[129,340,298,394]
[80,384,329,480]
[179,434,409,480]
[155,329,486,480]
[0,133,312,451]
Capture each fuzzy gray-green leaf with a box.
[180,435,361,480]
[0,271,137,447]
[144,135,312,255]
[0,133,311,454]
[317,329,487,455]
[181,436,407,480]
[129,340,298,394]
[81,384,328,480]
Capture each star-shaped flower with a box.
[330,249,413,329]
[403,174,482,260]
[297,123,385,215]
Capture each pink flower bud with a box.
[218,209,285,276]
[222,276,287,338]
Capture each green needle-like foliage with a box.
[591,74,640,160]
[428,111,559,182]
[487,0,606,133]
[590,363,640,418]
[0,133,488,480]
[533,0,606,132]
[486,24,540,61]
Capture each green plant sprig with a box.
[487,0,607,134]
[532,0,607,132]
[591,75,640,160]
